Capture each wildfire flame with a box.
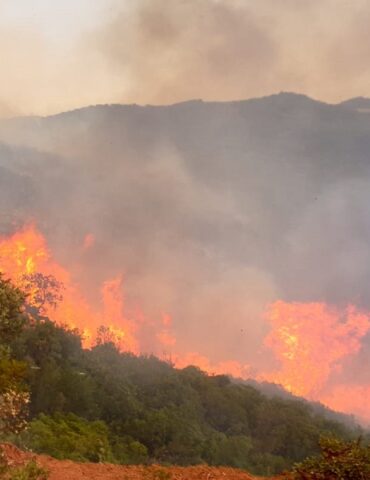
[262,301,370,422]
[0,224,139,353]
[0,224,247,378]
[1,224,370,422]
[263,301,370,397]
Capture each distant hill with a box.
[339,96,370,111]
[1,93,370,408]
[240,378,358,430]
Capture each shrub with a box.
[293,436,370,480]
[20,413,113,463]
[6,460,48,480]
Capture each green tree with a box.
[0,275,29,435]
[22,413,113,463]
[0,274,26,345]
[21,273,63,320]
[203,432,253,469]
[293,436,370,480]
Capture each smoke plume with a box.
[1,0,370,114]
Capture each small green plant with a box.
[293,436,370,480]
[7,460,48,480]
[142,467,172,480]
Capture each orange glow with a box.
[156,313,177,347]
[0,223,251,380]
[174,353,251,379]
[321,385,370,424]
[2,224,370,422]
[156,331,177,347]
[0,224,137,353]
[101,276,139,354]
[83,233,95,250]
[262,301,370,398]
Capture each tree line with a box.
[0,274,367,476]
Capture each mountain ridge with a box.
[1,91,369,123]
[1,90,370,424]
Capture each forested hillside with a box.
[1,94,370,419]
[1,94,370,422]
[0,276,361,476]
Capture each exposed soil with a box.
[1,444,282,480]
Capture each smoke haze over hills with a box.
[1,93,370,421]
[2,0,370,115]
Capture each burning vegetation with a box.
[1,223,370,426]
[0,239,368,477]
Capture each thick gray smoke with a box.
[1,94,370,380]
[97,0,276,104]
[2,0,370,425]
[2,0,370,115]
[95,0,370,105]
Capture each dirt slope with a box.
[2,444,278,480]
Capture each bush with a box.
[293,436,370,480]
[203,432,253,469]
[20,413,113,463]
[19,413,148,465]
[110,436,148,464]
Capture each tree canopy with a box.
[0,275,366,476]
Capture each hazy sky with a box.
[0,1,106,43]
[0,0,370,116]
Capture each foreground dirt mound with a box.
[1,443,32,467]
[1,444,274,480]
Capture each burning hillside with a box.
[261,301,370,420]
[0,223,138,353]
[1,222,370,423]
[0,223,251,377]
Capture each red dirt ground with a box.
[1,444,283,480]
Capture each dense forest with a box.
[0,274,366,476]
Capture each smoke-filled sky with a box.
[1,0,370,116]
[2,91,370,422]
[2,0,370,424]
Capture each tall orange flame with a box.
[261,301,370,423]
[262,301,370,397]
[0,224,250,379]
[1,224,370,422]
[0,224,138,353]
